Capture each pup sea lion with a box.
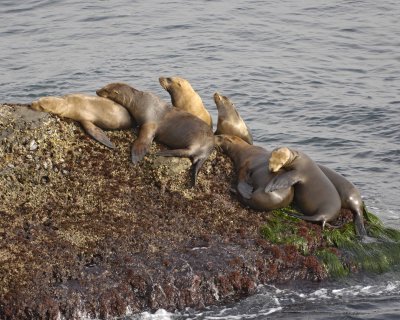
[96,83,214,186]
[159,76,213,127]
[318,165,367,237]
[214,92,253,145]
[266,147,341,229]
[216,135,293,211]
[31,94,133,148]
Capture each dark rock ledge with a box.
[1,104,398,320]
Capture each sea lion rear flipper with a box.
[237,181,253,199]
[131,122,157,164]
[265,171,300,192]
[353,210,367,238]
[190,157,207,187]
[287,213,327,229]
[80,120,115,149]
[156,149,192,157]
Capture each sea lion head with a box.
[213,92,229,107]
[96,83,138,106]
[159,76,193,94]
[269,147,292,172]
[31,97,65,113]
[213,92,237,116]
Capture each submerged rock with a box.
[0,103,399,319]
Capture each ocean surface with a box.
[1,0,399,319]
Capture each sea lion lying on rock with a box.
[31,94,133,148]
[266,147,342,229]
[159,76,213,128]
[318,165,367,238]
[96,82,215,186]
[215,134,293,211]
[214,92,253,145]
[266,147,368,236]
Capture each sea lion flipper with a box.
[156,149,192,157]
[265,171,300,192]
[131,122,157,164]
[237,181,253,199]
[190,157,206,187]
[353,210,367,238]
[80,120,115,149]
[287,213,327,229]
[131,142,148,164]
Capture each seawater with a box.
[1,1,399,319]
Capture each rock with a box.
[28,139,38,151]
[1,103,399,320]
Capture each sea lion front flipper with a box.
[236,161,253,199]
[265,171,301,192]
[237,181,253,199]
[131,122,157,164]
[80,120,115,149]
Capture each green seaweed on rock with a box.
[323,210,400,274]
[316,249,349,278]
[261,207,400,277]
[260,207,314,255]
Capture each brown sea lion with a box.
[266,147,341,229]
[96,83,214,186]
[215,135,293,211]
[31,94,133,148]
[318,165,367,237]
[214,92,253,145]
[159,76,213,127]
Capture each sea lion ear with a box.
[113,90,120,95]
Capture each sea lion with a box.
[159,76,213,127]
[215,134,293,211]
[318,165,367,237]
[96,82,214,186]
[31,94,133,148]
[265,147,341,229]
[214,92,253,145]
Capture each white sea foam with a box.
[134,309,175,320]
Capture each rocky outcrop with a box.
[1,103,399,319]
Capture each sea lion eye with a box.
[113,90,120,95]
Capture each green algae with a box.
[261,207,313,255]
[261,207,400,278]
[324,211,400,274]
[316,249,349,278]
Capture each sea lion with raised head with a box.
[266,147,342,229]
[31,94,134,148]
[159,76,213,127]
[215,134,293,211]
[96,82,214,186]
[214,92,253,145]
